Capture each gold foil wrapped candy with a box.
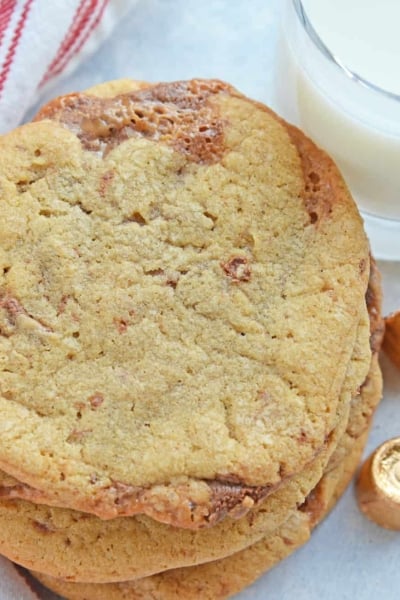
[356,437,400,530]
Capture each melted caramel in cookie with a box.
[35,80,229,162]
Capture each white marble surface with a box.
[20,0,400,598]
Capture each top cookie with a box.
[0,79,370,527]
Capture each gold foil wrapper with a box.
[356,437,400,530]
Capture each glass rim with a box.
[293,0,400,102]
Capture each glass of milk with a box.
[274,0,400,260]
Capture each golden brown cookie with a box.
[30,424,371,600]
[0,79,371,529]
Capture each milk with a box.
[275,0,400,237]
[302,0,400,96]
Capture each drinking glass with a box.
[274,0,400,260]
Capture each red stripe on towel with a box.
[40,0,89,85]
[0,0,34,96]
[64,0,109,69]
[41,0,100,86]
[0,0,17,49]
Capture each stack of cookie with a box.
[0,79,383,600]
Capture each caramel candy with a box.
[382,310,400,370]
[356,437,400,530]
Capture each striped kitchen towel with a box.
[0,0,136,133]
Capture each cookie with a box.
[0,79,371,529]
[30,424,371,600]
